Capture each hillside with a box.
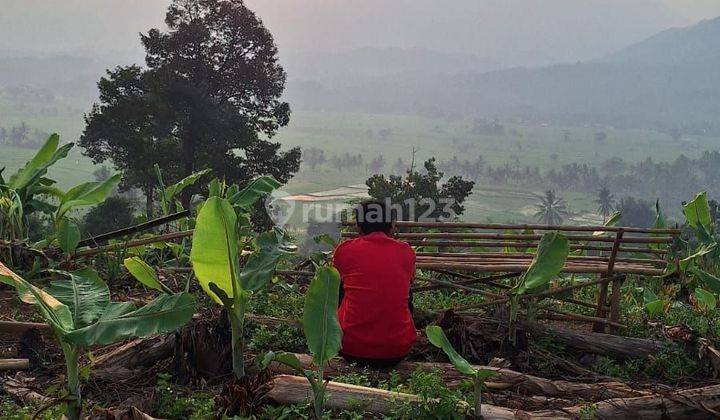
[289,17,720,133]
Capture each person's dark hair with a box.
[354,200,395,235]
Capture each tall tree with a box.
[80,0,300,215]
[534,190,569,225]
[595,186,615,222]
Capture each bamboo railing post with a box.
[607,275,626,334]
[594,229,624,333]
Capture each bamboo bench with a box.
[342,221,681,333]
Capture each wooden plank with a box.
[343,220,681,234]
[594,230,624,333]
[0,359,29,370]
[343,231,672,244]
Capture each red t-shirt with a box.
[333,231,417,359]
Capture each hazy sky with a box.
[1,0,719,65]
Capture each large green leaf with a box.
[691,268,720,295]
[47,268,110,328]
[239,228,296,292]
[164,168,211,203]
[425,325,475,376]
[679,244,716,271]
[123,257,170,294]
[303,266,343,366]
[190,197,240,303]
[259,350,303,371]
[642,289,663,317]
[695,287,716,312]
[227,176,282,209]
[9,134,73,191]
[513,232,569,296]
[683,192,713,240]
[0,262,74,332]
[56,174,121,219]
[57,217,81,254]
[649,200,668,250]
[64,292,196,347]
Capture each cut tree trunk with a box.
[263,374,524,418]
[0,359,29,370]
[91,335,176,381]
[269,353,644,400]
[0,320,52,335]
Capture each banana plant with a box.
[154,164,211,216]
[670,192,720,309]
[425,325,495,418]
[260,266,343,419]
[507,232,569,342]
[53,173,121,254]
[0,134,72,240]
[190,177,294,379]
[0,262,195,420]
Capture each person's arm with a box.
[333,243,346,308]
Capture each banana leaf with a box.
[123,257,170,293]
[691,268,720,295]
[512,232,569,296]
[228,176,281,210]
[190,196,240,303]
[683,192,713,242]
[303,266,343,366]
[425,325,475,376]
[9,134,73,191]
[58,217,81,253]
[47,268,110,328]
[695,287,716,311]
[239,228,296,292]
[163,169,211,204]
[0,262,74,332]
[56,174,121,219]
[64,292,195,347]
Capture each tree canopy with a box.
[80,0,300,216]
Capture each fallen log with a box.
[263,374,524,418]
[531,324,666,360]
[532,384,720,419]
[270,353,644,400]
[0,359,29,370]
[0,320,52,335]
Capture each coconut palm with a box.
[534,190,569,225]
[595,187,616,222]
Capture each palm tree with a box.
[595,187,615,222]
[534,190,569,225]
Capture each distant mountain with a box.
[602,16,720,66]
[289,17,720,133]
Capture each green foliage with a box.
[366,157,474,219]
[56,174,121,221]
[155,165,211,215]
[57,217,81,253]
[0,262,195,420]
[124,257,172,294]
[511,232,569,296]
[303,266,343,367]
[190,178,293,379]
[0,133,72,240]
[263,266,343,419]
[425,326,495,417]
[155,373,216,419]
[694,287,717,312]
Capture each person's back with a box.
[333,201,417,365]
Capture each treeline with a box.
[437,151,720,210]
[0,122,50,149]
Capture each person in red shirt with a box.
[333,200,417,368]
